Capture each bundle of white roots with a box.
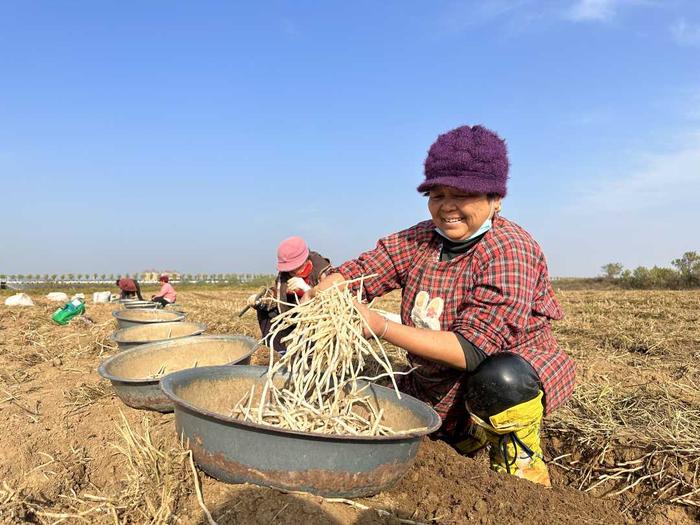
[232,278,410,436]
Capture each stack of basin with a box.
[111,321,206,351]
[121,299,160,310]
[113,309,186,330]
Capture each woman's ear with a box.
[491,196,503,214]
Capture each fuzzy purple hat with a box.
[418,125,509,197]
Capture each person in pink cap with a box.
[247,236,331,354]
[152,274,177,307]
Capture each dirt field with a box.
[0,288,698,524]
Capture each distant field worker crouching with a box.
[116,277,144,300]
[248,236,331,354]
[152,274,177,307]
[306,124,576,487]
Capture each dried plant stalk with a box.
[232,277,412,436]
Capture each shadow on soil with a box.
[197,485,393,525]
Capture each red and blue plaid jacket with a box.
[336,216,575,434]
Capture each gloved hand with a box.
[246,293,260,307]
[287,276,311,294]
[247,288,275,309]
[410,291,444,330]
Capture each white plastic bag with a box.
[46,292,69,302]
[4,293,34,307]
[92,291,111,303]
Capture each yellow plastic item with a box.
[471,391,551,487]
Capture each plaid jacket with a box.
[336,216,575,433]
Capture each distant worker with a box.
[247,236,331,354]
[116,277,144,300]
[152,274,177,307]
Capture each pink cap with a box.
[277,236,309,272]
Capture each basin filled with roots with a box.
[98,335,258,412]
[160,365,441,498]
[111,321,206,351]
[112,308,186,330]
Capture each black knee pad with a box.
[464,353,541,421]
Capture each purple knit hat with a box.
[418,125,509,197]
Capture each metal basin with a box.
[112,308,186,330]
[122,300,161,310]
[98,335,258,412]
[160,365,441,498]
[111,321,206,351]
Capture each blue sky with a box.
[1,0,698,277]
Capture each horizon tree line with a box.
[600,251,699,289]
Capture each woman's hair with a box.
[159,275,169,283]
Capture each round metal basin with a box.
[112,308,186,330]
[122,300,161,310]
[160,365,441,498]
[98,335,258,412]
[111,321,206,351]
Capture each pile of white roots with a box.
[231,279,410,436]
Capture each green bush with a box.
[602,251,698,290]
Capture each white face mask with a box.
[435,201,495,243]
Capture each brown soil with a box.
[0,289,697,524]
[190,438,624,525]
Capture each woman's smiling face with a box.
[427,185,501,241]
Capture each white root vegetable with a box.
[231,277,415,436]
